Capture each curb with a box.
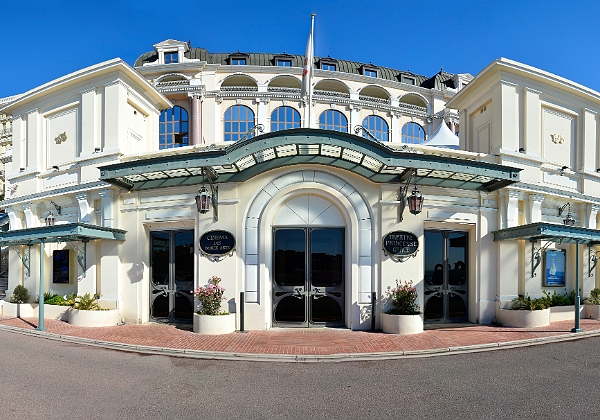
[1,323,600,362]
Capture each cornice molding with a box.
[0,180,111,208]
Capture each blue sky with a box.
[2,0,600,98]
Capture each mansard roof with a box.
[134,44,458,91]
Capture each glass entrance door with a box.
[150,230,194,323]
[423,230,468,323]
[273,228,344,327]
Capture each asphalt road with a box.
[1,329,599,420]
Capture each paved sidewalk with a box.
[1,314,599,362]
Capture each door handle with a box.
[310,287,326,299]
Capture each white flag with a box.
[301,14,315,100]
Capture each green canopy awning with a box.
[493,222,600,245]
[99,128,521,192]
[0,223,126,246]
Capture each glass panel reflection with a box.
[311,296,342,323]
[448,232,467,286]
[274,229,306,287]
[311,229,343,288]
[275,296,306,323]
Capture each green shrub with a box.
[511,294,549,310]
[10,285,30,303]
[65,293,104,311]
[44,294,67,305]
[587,288,600,305]
[541,290,575,307]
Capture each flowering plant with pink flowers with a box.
[386,280,420,315]
[191,276,227,315]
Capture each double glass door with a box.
[423,230,468,323]
[150,230,194,323]
[273,228,344,327]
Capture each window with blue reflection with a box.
[364,69,377,77]
[224,105,255,141]
[277,60,292,67]
[231,58,246,65]
[322,63,336,71]
[362,115,389,142]
[159,106,188,149]
[164,52,178,64]
[319,110,348,132]
[271,106,301,132]
[402,122,426,144]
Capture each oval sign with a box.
[382,231,419,256]
[199,230,236,256]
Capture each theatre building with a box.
[1,39,599,330]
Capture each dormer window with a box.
[164,52,178,64]
[319,57,338,71]
[361,64,378,78]
[229,52,249,65]
[401,76,415,85]
[277,59,291,67]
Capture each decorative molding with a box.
[550,133,565,144]
[543,107,575,120]
[54,131,68,144]
[0,181,109,208]
[524,87,541,95]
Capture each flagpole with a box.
[308,14,315,128]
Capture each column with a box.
[189,94,202,146]
[256,98,269,131]
[389,112,400,143]
[99,189,114,228]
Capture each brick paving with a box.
[1,314,599,356]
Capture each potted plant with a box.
[541,290,583,322]
[497,294,550,328]
[66,293,120,327]
[381,280,423,335]
[3,285,35,318]
[585,288,600,319]
[34,293,70,321]
[192,276,235,334]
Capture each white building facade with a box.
[0,40,598,330]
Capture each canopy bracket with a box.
[531,238,561,278]
[9,245,31,277]
[65,240,87,277]
[589,246,600,277]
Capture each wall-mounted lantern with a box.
[558,202,575,227]
[194,167,219,221]
[399,169,424,222]
[46,211,55,226]
[195,186,211,214]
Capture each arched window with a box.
[402,122,426,144]
[319,110,348,132]
[224,105,255,141]
[271,106,301,132]
[159,106,188,149]
[362,115,389,142]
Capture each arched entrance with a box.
[272,196,345,327]
[243,169,374,330]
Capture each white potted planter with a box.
[2,302,35,318]
[42,304,70,321]
[381,313,424,335]
[497,308,550,328]
[586,304,600,320]
[193,313,236,334]
[549,305,584,322]
[67,309,120,327]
